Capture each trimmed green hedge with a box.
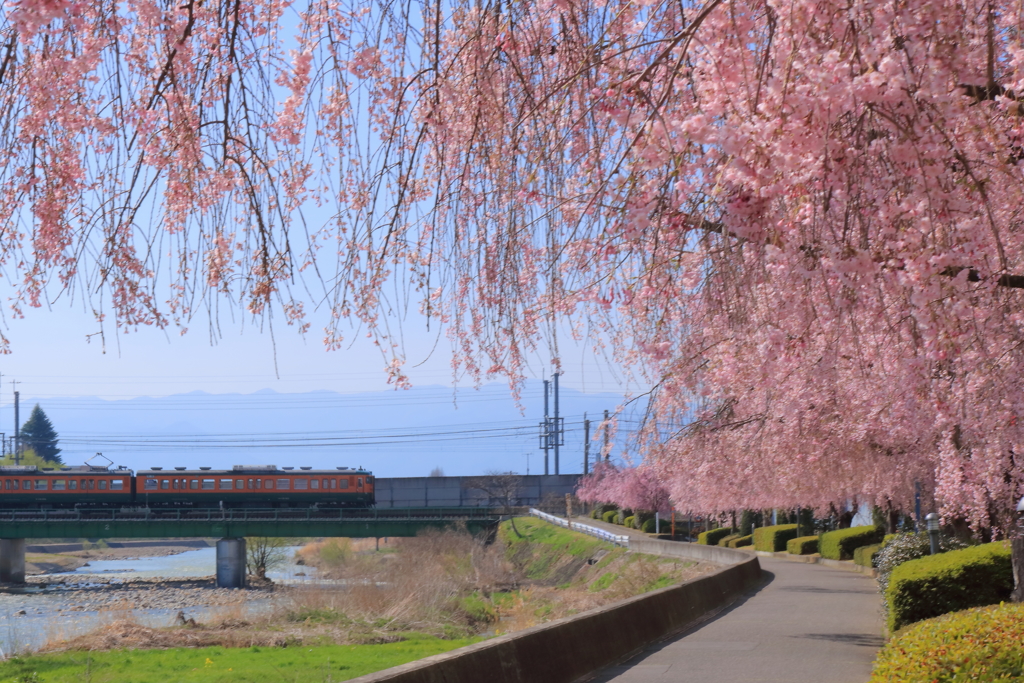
[786,535,819,555]
[728,534,752,548]
[718,533,742,547]
[697,527,733,545]
[819,525,883,560]
[753,524,798,552]
[885,542,1013,632]
[640,517,657,534]
[624,515,636,529]
[854,543,881,568]
[602,510,618,524]
[870,602,1024,681]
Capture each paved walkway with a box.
[587,557,885,683]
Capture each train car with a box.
[0,465,134,508]
[135,465,375,508]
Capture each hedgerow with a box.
[819,525,883,560]
[853,544,881,568]
[885,542,1013,632]
[752,524,797,552]
[728,535,752,548]
[697,527,733,545]
[717,533,742,547]
[870,602,1024,682]
[786,536,818,555]
[875,532,968,604]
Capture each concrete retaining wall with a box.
[348,542,761,683]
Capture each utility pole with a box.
[541,379,550,475]
[553,372,560,475]
[583,413,590,475]
[603,409,610,461]
[12,381,20,465]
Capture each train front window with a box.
[53,480,66,491]
[35,480,48,490]
[69,480,77,490]
[98,481,108,490]
[277,479,290,490]
[111,480,124,490]
[202,479,215,490]
[144,479,158,490]
[190,480,199,490]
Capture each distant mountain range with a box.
[21,383,633,478]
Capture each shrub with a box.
[854,544,881,568]
[786,536,819,555]
[718,533,742,547]
[623,516,636,529]
[728,535,752,548]
[875,532,969,602]
[870,602,1024,682]
[697,527,734,545]
[885,542,1013,632]
[819,525,883,560]
[602,510,618,524]
[753,524,798,552]
[640,518,657,534]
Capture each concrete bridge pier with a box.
[215,538,246,588]
[0,538,26,584]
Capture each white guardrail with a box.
[529,508,631,547]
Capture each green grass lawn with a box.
[0,635,483,683]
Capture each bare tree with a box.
[465,471,524,538]
[246,537,290,580]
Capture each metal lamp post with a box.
[925,512,940,555]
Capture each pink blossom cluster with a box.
[576,462,672,514]
[2,0,1024,531]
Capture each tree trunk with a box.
[1012,534,1024,603]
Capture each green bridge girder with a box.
[0,507,500,539]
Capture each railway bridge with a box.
[0,506,500,587]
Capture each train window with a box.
[235,479,244,489]
[172,479,179,489]
[310,479,319,490]
[219,479,232,490]
[325,478,332,489]
[144,479,158,490]
[98,480,108,490]
[190,479,199,490]
[161,480,169,489]
[12,480,19,490]
[256,479,262,489]
[366,476,373,484]
[339,479,349,489]
[202,479,215,490]
[111,480,124,490]
[35,480,48,490]
[53,480,66,491]
[248,479,254,489]
[357,477,363,488]
[295,478,308,490]
[70,480,78,490]
[90,480,96,489]
[3,480,8,490]
[277,479,291,490]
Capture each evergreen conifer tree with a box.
[19,405,62,464]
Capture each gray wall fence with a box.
[374,474,580,509]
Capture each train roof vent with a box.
[232,465,277,471]
[282,466,294,470]
[299,466,312,470]
[151,467,163,470]
[199,467,212,471]
[336,466,352,470]
[175,467,187,471]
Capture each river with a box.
[0,546,313,655]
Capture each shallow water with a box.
[0,545,315,654]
